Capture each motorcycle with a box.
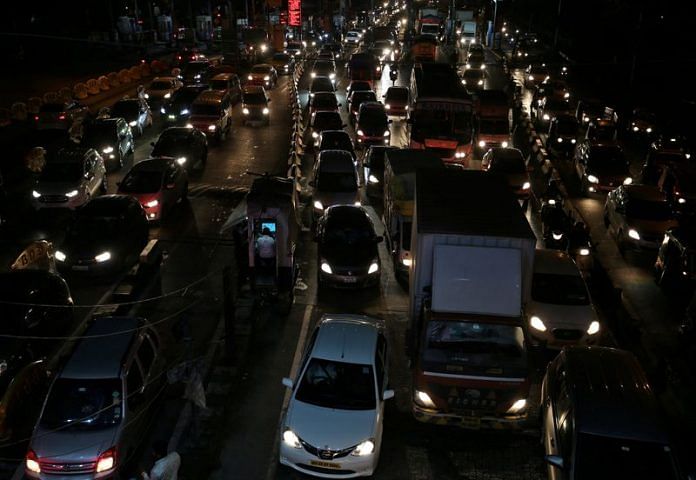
[389,64,398,85]
[567,229,595,277]
[541,199,572,250]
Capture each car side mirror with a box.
[374,235,384,243]
[383,389,395,400]
[282,377,294,389]
[545,455,564,470]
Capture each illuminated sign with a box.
[289,0,301,26]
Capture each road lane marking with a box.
[265,303,314,480]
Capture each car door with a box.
[574,143,587,180]
[124,357,147,458]
[84,156,99,195]
[374,333,389,452]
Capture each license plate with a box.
[310,460,341,469]
[339,276,358,283]
[72,265,89,271]
[460,416,481,429]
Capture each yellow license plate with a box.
[310,460,341,469]
[460,416,481,429]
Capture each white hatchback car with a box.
[527,249,601,348]
[280,314,393,478]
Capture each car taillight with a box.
[58,114,66,120]
[96,447,117,473]
[26,449,41,473]
[34,115,39,121]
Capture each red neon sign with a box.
[289,0,301,26]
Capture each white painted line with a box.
[265,303,314,480]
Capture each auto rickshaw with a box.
[244,174,300,313]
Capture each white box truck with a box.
[408,169,536,429]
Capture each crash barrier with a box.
[43,91,59,104]
[10,102,27,122]
[108,71,121,88]
[27,97,42,114]
[97,76,110,92]
[1,107,12,125]
[73,83,89,100]
[287,61,305,183]
[86,78,100,95]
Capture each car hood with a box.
[285,400,377,450]
[527,300,597,331]
[61,235,117,259]
[35,181,82,195]
[31,424,119,464]
[320,242,377,267]
[314,192,359,209]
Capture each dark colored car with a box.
[310,59,337,83]
[362,145,399,197]
[270,52,295,75]
[241,86,271,126]
[160,85,208,124]
[541,346,684,480]
[110,98,152,136]
[355,101,392,146]
[655,227,696,288]
[308,91,341,116]
[347,90,378,123]
[54,195,150,275]
[80,117,134,171]
[574,141,632,194]
[308,110,345,144]
[316,129,357,164]
[316,205,383,289]
[180,60,213,85]
[34,100,88,131]
[118,157,189,222]
[151,126,208,172]
[346,80,372,97]
[547,114,579,156]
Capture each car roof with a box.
[560,346,670,444]
[193,90,226,103]
[533,249,581,276]
[61,316,141,379]
[243,85,266,94]
[359,101,385,111]
[317,150,355,170]
[622,184,668,202]
[311,314,382,365]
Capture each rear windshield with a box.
[489,155,526,174]
[41,378,123,429]
[532,273,589,305]
[251,65,270,73]
[386,89,408,101]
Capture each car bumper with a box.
[412,405,527,429]
[318,271,380,288]
[280,444,376,479]
[357,135,390,146]
[32,196,88,210]
[528,329,599,349]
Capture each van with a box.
[310,149,360,224]
[209,73,242,105]
[26,316,164,479]
[541,346,685,480]
[188,90,233,142]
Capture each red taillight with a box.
[34,115,39,121]
[96,447,117,473]
[26,449,41,474]
[58,114,66,120]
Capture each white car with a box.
[145,76,183,104]
[280,314,393,478]
[527,249,601,348]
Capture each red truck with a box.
[474,89,511,158]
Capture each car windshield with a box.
[183,63,208,74]
[209,79,229,90]
[40,378,123,429]
[532,273,590,305]
[349,83,371,92]
[243,93,267,105]
[545,99,570,112]
[464,70,483,80]
[191,103,219,116]
[489,154,526,174]
[479,118,509,134]
[317,171,357,192]
[325,217,373,245]
[556,118,578,135]
[386,88,408,101]
[421,24,439,34]
[150,81,172,90]
[251,65,270,74]
[423,321,527,377]
[588,148,626,173]
[110,102,139,118]
[320,135,352,152]
[153,133,190,154]
[40,103,67,113]
[82,124,115,145]
[351,92,376,108]
[313,62,334,74]
[311,79,334,92]
[312,95,338,109]
[295,358,375,410]
[69,215,120,237]
[359,111,388,128]
[40,162,83,181]
[313,113,342,130]
[626,199,673,221]
[120,170,163,193]
[575,434,680,480]
[174,89,203,103]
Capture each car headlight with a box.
[522,181,531,190]
[502,141,509,148]
[357,129,364,136]
[329,73,336,79]
[260,44,268,52]
[248,75,253,80]
[587,174,599,184]
[176,156,187,165]
[54,250,66,262]
[587,320,600,335]
[579,248,590,256]
[264,75,270,81]
[312,131,319,138]
[263,107,269,114]
[414,390,436,408]
[552,232,564,241]
[194,74,201,79]
[313,200,324,210]
[160,107,166,114]
[383,48,391,55]
[351,439,375,456]
[243,108,249,115]
[368,174,379,184]
[368,261,379,274]
[129,120,138,127]
[678,197,687,204]
[95,251,112,263]
[455,151,466,159]
[65,190,79,198]
[543,114,550,121]
[282,429,302,448]
[32,190,41,198]
[571,138,576,144]
[628,229,641,240]
[144,93,150,99]
[310,72,316,78]
[506,398,527,414]
[181,108,189,115]
[623,177,633,185]
[164,92,171,99]
[320,262,333,274]
[557,137,563,143]
[401,257,412,266]
[528,75,534,81]
[646,127,652,133]
[477,79,483,85]
[145,199,159,208]
[530,315,547,332]
[478,140,486,147]
[461,79,467,85]
[480,64,486,70]
[384,103,390,109]
[102,146,114,154]
[383,130,390,137]
[208,124,216,131]
[354,201,361,206]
